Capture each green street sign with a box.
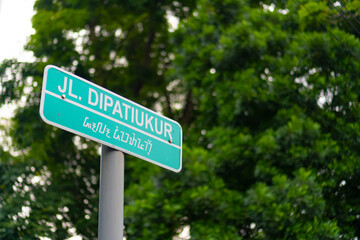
[40,65,182,172]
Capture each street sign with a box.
[40,65,182,172]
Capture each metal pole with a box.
[98,145,124,240]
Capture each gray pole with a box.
[98,145,124,240]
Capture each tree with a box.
[156,0,360,238]
[1,0,360,239]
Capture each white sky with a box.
[0,0,35,120]
[0,0,35,61]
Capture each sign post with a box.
[40,65,183,239]
[98,145,124,240]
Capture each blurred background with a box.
[1,0,360,239]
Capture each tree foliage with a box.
[1,0,360,239]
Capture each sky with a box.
[0,0,35,120]
[0,0,35,61]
